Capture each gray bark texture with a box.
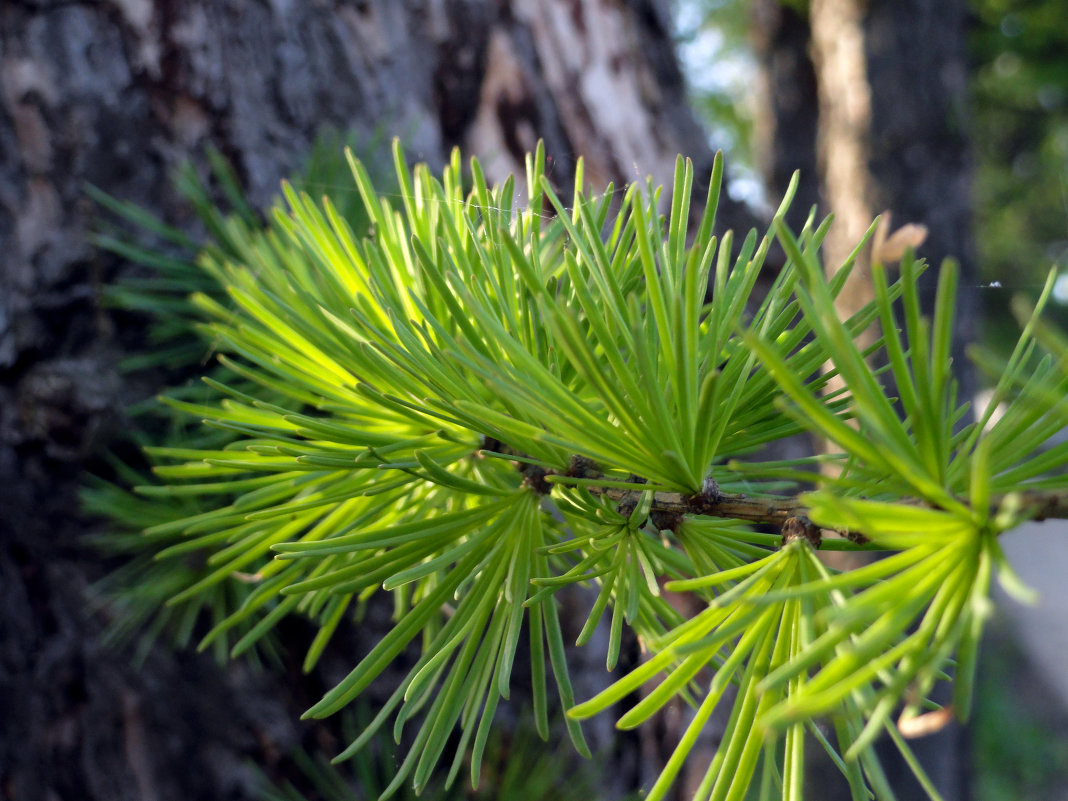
[752,1,976,799]
[751,0,820,235]
[751,0,977,398]
[865,0,978,405]
[865,6,975,796]
[0,1,757,799]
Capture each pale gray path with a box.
[997,521,1068,710]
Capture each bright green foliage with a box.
[88,139,1068,801]
[85,141,389,663]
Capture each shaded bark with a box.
[862,8,975,799]
[865,0,978,405]
[752,0,977,371]
[810,0,877,347]
[0,1,753,799]
[751,0,820,233]
[752,1,976,798]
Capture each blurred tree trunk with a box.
[810,0,877,347]
[863,5,975,800]
[865,0,978,405]
[752,1,975,799]
[0,2,760,799]
[752,0,977,390]
[751,0,820,233]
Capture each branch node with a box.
[843,528,870,545]
[781,516,822,549]
[684,476,721,515]
[521,464,554,495]
[649,509,683,533]
[568,455,600,479]
[702,476,721,501]
[480,436,520,457]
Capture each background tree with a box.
[970,0,1068,340]
[0,2,753,798]
[0,0,1026,799]
[691,0,977,797]
[748,0,977,392]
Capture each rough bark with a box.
[0,1,752,799]
[809,0,877,347]
[752,1,976,798]
[750,0,820,234]
[864,0,978,404]
[752,0,977,381]
[862,7,975,798]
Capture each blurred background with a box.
[1,1,1066,799]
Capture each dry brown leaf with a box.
[897,705,955,738]
[872,210,929,264]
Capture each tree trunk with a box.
[753,0,977,393]
[0,2,760,799]
[865,0,978,405]
[751,0,820,235]
[752,1,976,798]
[863,4,976,798]
[810,0,877,345]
